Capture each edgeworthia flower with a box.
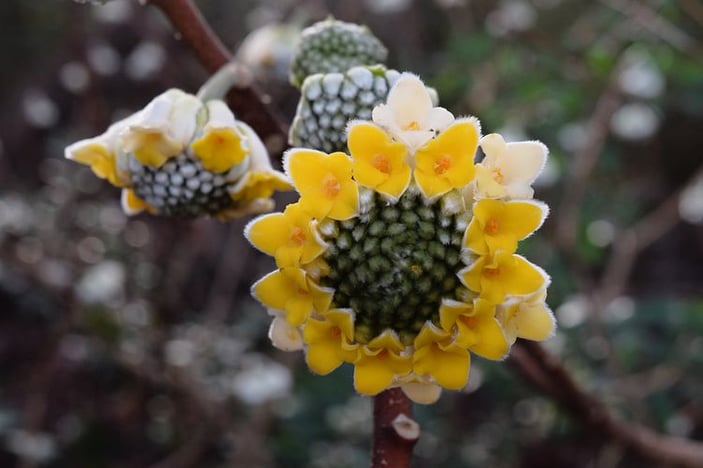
[246,74,555,404]
[64,66,290,219]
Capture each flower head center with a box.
[485,218,499,235]
[433,155,451,175]
[322,173,341,198]
[372,154,391,174]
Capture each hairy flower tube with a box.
[246,73,555,404]
[65,84,290,219]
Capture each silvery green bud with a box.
[289,65,401,153]
[289,18,388,87]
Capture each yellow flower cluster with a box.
[246,74,554,404]
[65,88,290,219]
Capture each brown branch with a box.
[598,165,703,305]
[556,83,623,250]
[513,341,703,467]
[142,0,289,157]
[372,388,419,468]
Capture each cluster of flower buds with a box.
[65,69,290,220]
[288,18,440,154]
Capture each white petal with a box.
[168,92,202,146]
[501,141,547,184]
[479,133,507,168]
[401,382,442,404]
[386,74,433,129]
[504,182,535,200]
[268,316,304,351]
[236,121,268,171]
[204,99,237,130]
[425,106,455,132]
[371,104,395,129]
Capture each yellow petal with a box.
[353,357,396,395]
[512,300,556,341]
[413,339,470,390]
[473,163,507,199]
[230,170,291,202]
[348,122,410,200]
[284,149,359,220]
[121,189,153,215]
[251,268,327,326]
[191,127,248,173]
[304,317,348,375]
[414,119,479,199]
[66,141,124,187]
[245,203,327,268]
[465,315,508,360]
[500,254,550,297]
[464,199,548,255]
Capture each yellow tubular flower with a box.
[303,309,358,375]
[284,149,359,220]
[348,122,410,200]
[464,199,549,255]
[121,89,201,168]
[474,133,547,200]
[353,331,412,396]
[439,298,508,360]
[251,267,334,326]
[64,112,139,187]
[414,119,479,199]
[245,202,327,268]
[459,252,550,304]
[191,100,249,173]
[496,290,556,345]
[412,322,470,390]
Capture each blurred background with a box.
[1,0,702,467]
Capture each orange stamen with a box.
[434,155,451,175]
[289,226,306,245]
[402,121,421,131]
[492,167,504,184]
[483,266,501,278]
[322,174,340,198]
[485,218,500,235]
[372,154,391,174]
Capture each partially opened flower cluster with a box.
[65,88,290,219]
[246,74,555,404]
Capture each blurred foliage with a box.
[1,0,702,467]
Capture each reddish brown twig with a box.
[142,0,288,156]
[372,389,419,468]
[511,341,703,467]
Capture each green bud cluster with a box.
[320,191,468,345]
[289,65,401,153]
[129,151,241,217]
[289,18,388,87]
